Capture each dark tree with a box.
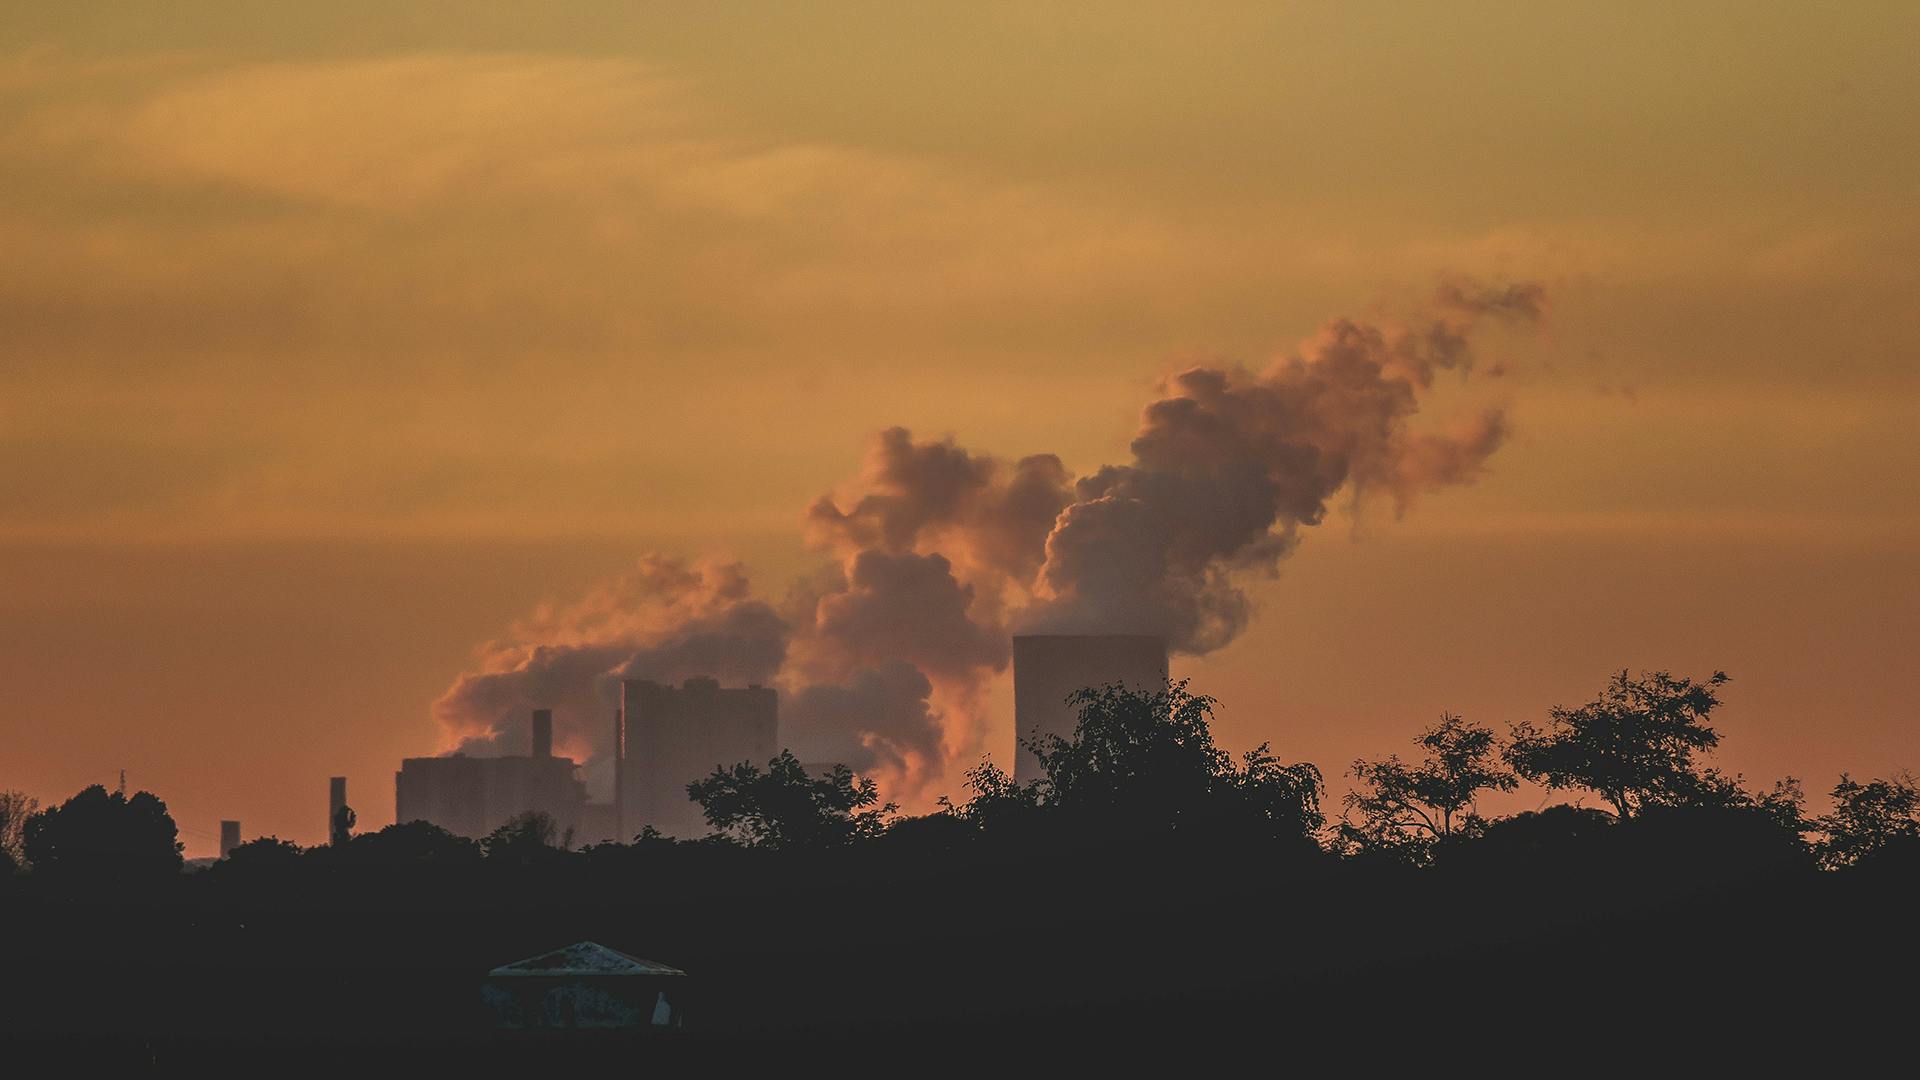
[941,759,1044,834]
[0,790,37,873]
[1338,714,1518,862]
[1505,670,1732,820]
[482,810,561,859]
[688,751,894,848]
[348,820,482,865]
[1816,772,1920,870]
[330,802,357,847]
[1025,681,1324,842]
[22,785,183,878]
[217,836,305,875]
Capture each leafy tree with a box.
[482,810,562,859]
[0,790,37,873]
[1816,772,1920,869]
[1025,681,1324,842]
[217,836,305,875]
[688,751,895,848]
[939,759,1043,835]
[23,785,184,878]
[330,802,357,847]
[1338,714,1518,862]
[348,820,482,865]
[1505,670,1732,820]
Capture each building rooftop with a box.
[487,941,685,979]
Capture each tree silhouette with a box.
[1816,772,1920,869]
[1025,681,1324,842]
[0,790,37,874]
[688,751,894,848]
[1338,714,1518,861]
[941,759,1044,834]
[22,785,183,879]
[1505,670,1731,820]
[482,810,560,859]
[216,836,304,876]
[330,802,357,847]
[336,820,482,866]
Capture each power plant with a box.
[1012,634,1169,783]
[395,710,590,842]
[352,635,1162,847]
[617,678,778,840]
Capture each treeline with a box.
[2,669,1917,1065]
[3,668,1914,881]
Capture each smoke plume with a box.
[431,283,1540,804]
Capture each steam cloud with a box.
[432,283,1541,805]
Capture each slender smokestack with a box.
[613,708,626,841]
[328,776,347,843]
[219,820,241,859]
[531,708,553,758]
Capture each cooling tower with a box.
[219,820,241,860]
[618,677,777,840]
[1012,634,1169,783]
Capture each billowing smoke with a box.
[782,661,944,792]
[431,283,1539,805]
[432,556,787,793]
[1025,290,1534,649]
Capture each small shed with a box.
[482,941,687,1030]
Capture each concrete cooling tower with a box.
[1012,634,1169,783]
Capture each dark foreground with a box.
[3,824,1915,1072]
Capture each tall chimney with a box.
[531,708,553,758]
[328,776,347,841]
[613,708,626,841]
[219,820,241,859]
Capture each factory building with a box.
[1012,634,1169,784]
[617,677,778,840]
[395,709,588,841]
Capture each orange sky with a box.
[3,4,1916,855]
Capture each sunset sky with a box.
[3,4,1916,856]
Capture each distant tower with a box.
[219,820,241,859]
[328,777,350,844]
[613,708,626,840]
[531,709,553,759]
[618,678,777,839]
[1012,635,1169,784]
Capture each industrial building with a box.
[1012,634,1169,783]
[395,709,589,841]
[617,677,778,840]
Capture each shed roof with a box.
[488,941,686,978]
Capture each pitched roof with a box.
[488,941,686,978]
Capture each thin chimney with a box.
[531,708,553,759]
[613,708,625,842]
[328,776,347,842]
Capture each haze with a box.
[3,4,1915,855]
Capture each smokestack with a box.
[219,820,241,859]
[531,708,553,758]
[328,776,347,842]
[1012,635,1169,784]
[613,708,626,842]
